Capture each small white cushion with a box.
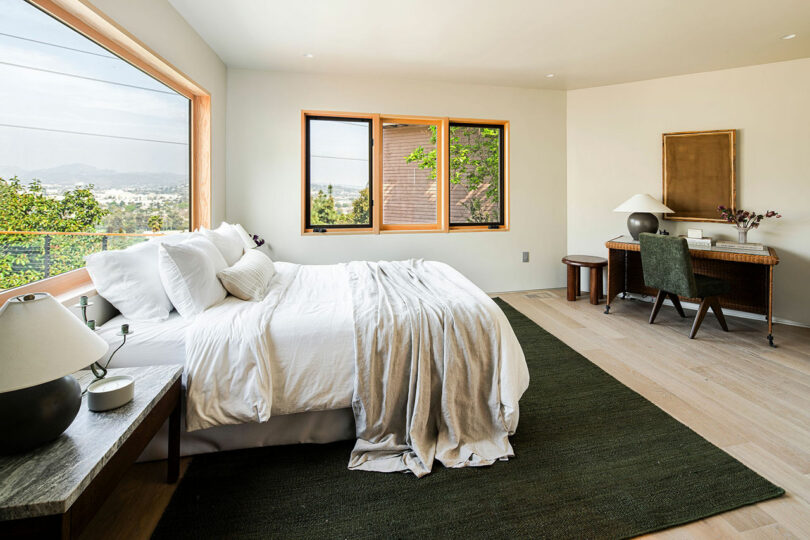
[158,235,228,318]
[200,223,245,266]
[85,240,172,322]
[217,249,276,302]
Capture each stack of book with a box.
[680,235,712,248]
[716,240,767,252]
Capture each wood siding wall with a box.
[382,124,498,224]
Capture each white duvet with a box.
[184,260,530,470]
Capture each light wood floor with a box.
[80,289,810,540]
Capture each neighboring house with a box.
[382,124,499,224]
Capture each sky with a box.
[309,119,370,188]
[0,0,189,178]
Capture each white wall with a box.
[567,58,810,326]
[226,70,567,293]
[90,0,228,225]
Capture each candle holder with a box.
[90,324,132,381]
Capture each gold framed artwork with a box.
[662,129,736,222]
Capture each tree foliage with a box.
[406,125,501,223]
[311,184,369,226]
[148,214,163,232]
[0,177,108,289]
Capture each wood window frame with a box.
[301,111,509,235]
[379,115,446,233]
[447,119,509,231]
[301,111,376,233]
[0,0,212,305]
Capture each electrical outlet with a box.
[522,251,529,263]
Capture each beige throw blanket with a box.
[346,259,528,478]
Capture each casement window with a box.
[304,115,373,230]
[0,0,210,304]
[448,122,505,227]
[302,111,509,234]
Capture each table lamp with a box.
[0,292,108,454]
[613,193,674,240]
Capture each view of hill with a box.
[0,163,187,188]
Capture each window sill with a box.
[302,225,509,236]
[449,225,510,232]
[0,268,94,306]
[302,228,375,236]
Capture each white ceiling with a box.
[168,0,810,90]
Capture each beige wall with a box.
[567,58,810,326]
[90,0,228,225]
[226,70,567,293]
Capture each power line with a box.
[311,154,368,161]
[0,31,117,59]
[0,61,179,96]
[0,123,188,146]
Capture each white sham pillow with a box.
[217,249,276,302]
[200,222,245,266]
[158,235,228,318]
[85,240,173,322]
[233,223,257,250]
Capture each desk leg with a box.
[167,389,180,483]
[605,248,624,314]
[768,265,774,336]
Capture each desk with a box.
[604,235,779,346]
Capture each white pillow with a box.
[233,223,258,250]
[85,241,172,322]
[158,235,228,318]
[217,249,277,302]
[200,223,245,266]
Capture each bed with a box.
[91,227,528,476]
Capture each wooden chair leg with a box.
[689,298,711,339]
[709,297,729,332]
[649,290,666,324]
[566,264,577,301]
[667,293,686,318]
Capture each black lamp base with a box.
[627,212,659,240]
[0,375,81,454]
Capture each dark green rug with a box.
[153,298,783,539]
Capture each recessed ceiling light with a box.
[303,53,314,58]
[545,73,555,78]
[781,33,797,40]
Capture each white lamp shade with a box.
[613,193,674,214]
[0,293,109,392]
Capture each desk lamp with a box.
[613,193,674,240]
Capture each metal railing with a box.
[0,230,164,289]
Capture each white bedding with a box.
[99,262,356,416]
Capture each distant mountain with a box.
[0,163,186,188]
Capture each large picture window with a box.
[302,111,508,234]
[0,0,209,301]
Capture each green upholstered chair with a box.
[638,233,731,339]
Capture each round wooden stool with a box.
[561,255,608,305]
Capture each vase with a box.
[737,227,749,244]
